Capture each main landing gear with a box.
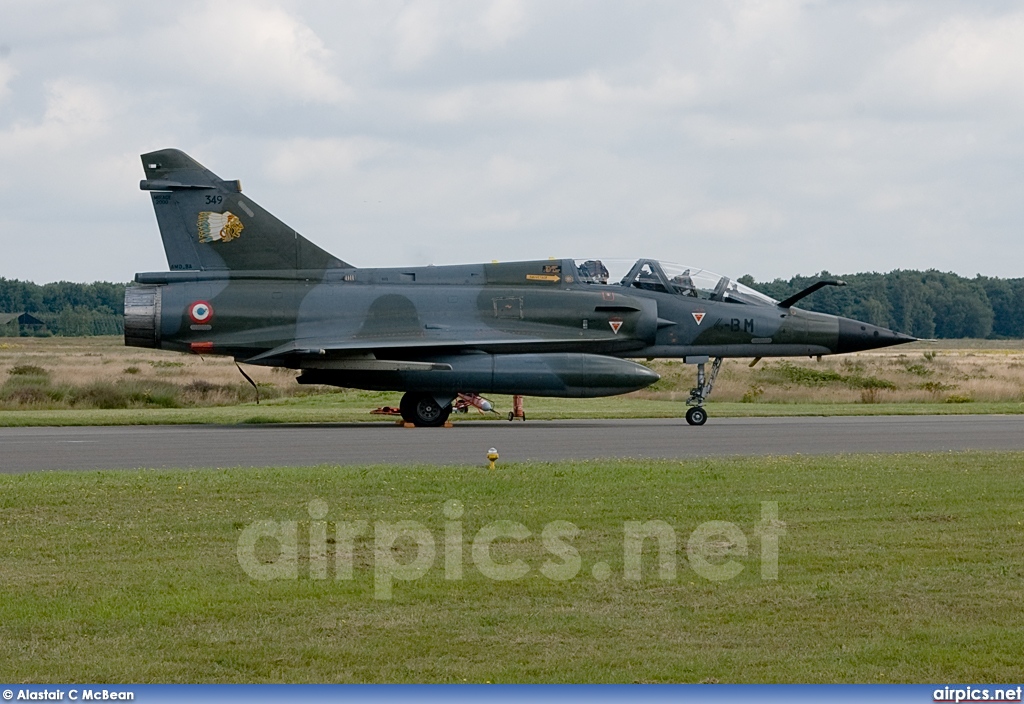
[686,357,722,426]
[398,392,500,427]
[399,392,452,427]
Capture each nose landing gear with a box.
[685,406,707,426]
[686,357,722,426]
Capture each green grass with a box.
[4,335,1024,421]
[0,395,1022,427]
[1,453,1022,682]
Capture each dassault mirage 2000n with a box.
[125,149,916,426]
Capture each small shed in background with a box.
[0,312,47,336]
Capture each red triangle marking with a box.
[692,312,706,325]
[609,319,623,334]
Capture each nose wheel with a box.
[685,406,707,426]
[685,357,722,426]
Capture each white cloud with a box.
[462,0,528,51]
[0,79,114,154]
[687,204,786,238]
[877,12,1024,108]
[154,1,350,104]
[861,2,915,29]
[485,153,544,190]
[391,0,531,69]
[392,1,445,70]
[262,137,393,183]
[0,61,13,103]
[706,0,814,85]
[421,70,702,125]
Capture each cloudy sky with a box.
[1,0,1023,283]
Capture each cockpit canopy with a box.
[574,258,777,306]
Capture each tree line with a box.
[1,270,1022,339]
[738,270,1024,339]
[0,278,125,336]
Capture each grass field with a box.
[1,453,1022,682]
[2,336,1024,425]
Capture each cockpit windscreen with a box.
[573,259,777,306]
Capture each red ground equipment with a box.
[454,393,497,415]
[508,394,526,421]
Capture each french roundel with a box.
[189,301,213,324]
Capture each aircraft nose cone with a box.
[837,317,917,354]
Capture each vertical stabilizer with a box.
[140,149,350,271]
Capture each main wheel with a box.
[685,406,708,426]
[400,392,451,427]
[399,392,417,423]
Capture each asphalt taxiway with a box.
[2,415,1024,473]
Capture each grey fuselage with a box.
[125,258,913,398]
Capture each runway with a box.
[2,415,1024,473]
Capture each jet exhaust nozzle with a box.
[124,285,162,349]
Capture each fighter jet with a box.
[125,149,916,426]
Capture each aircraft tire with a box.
[685,406,708,426]
[401,392,451,427]
[399,392,417,424]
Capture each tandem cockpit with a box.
[574,258,778,306]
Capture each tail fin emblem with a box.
[197,211,244,243]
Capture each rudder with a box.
[140,149,350,271]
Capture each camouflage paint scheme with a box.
[125,149,915,426]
